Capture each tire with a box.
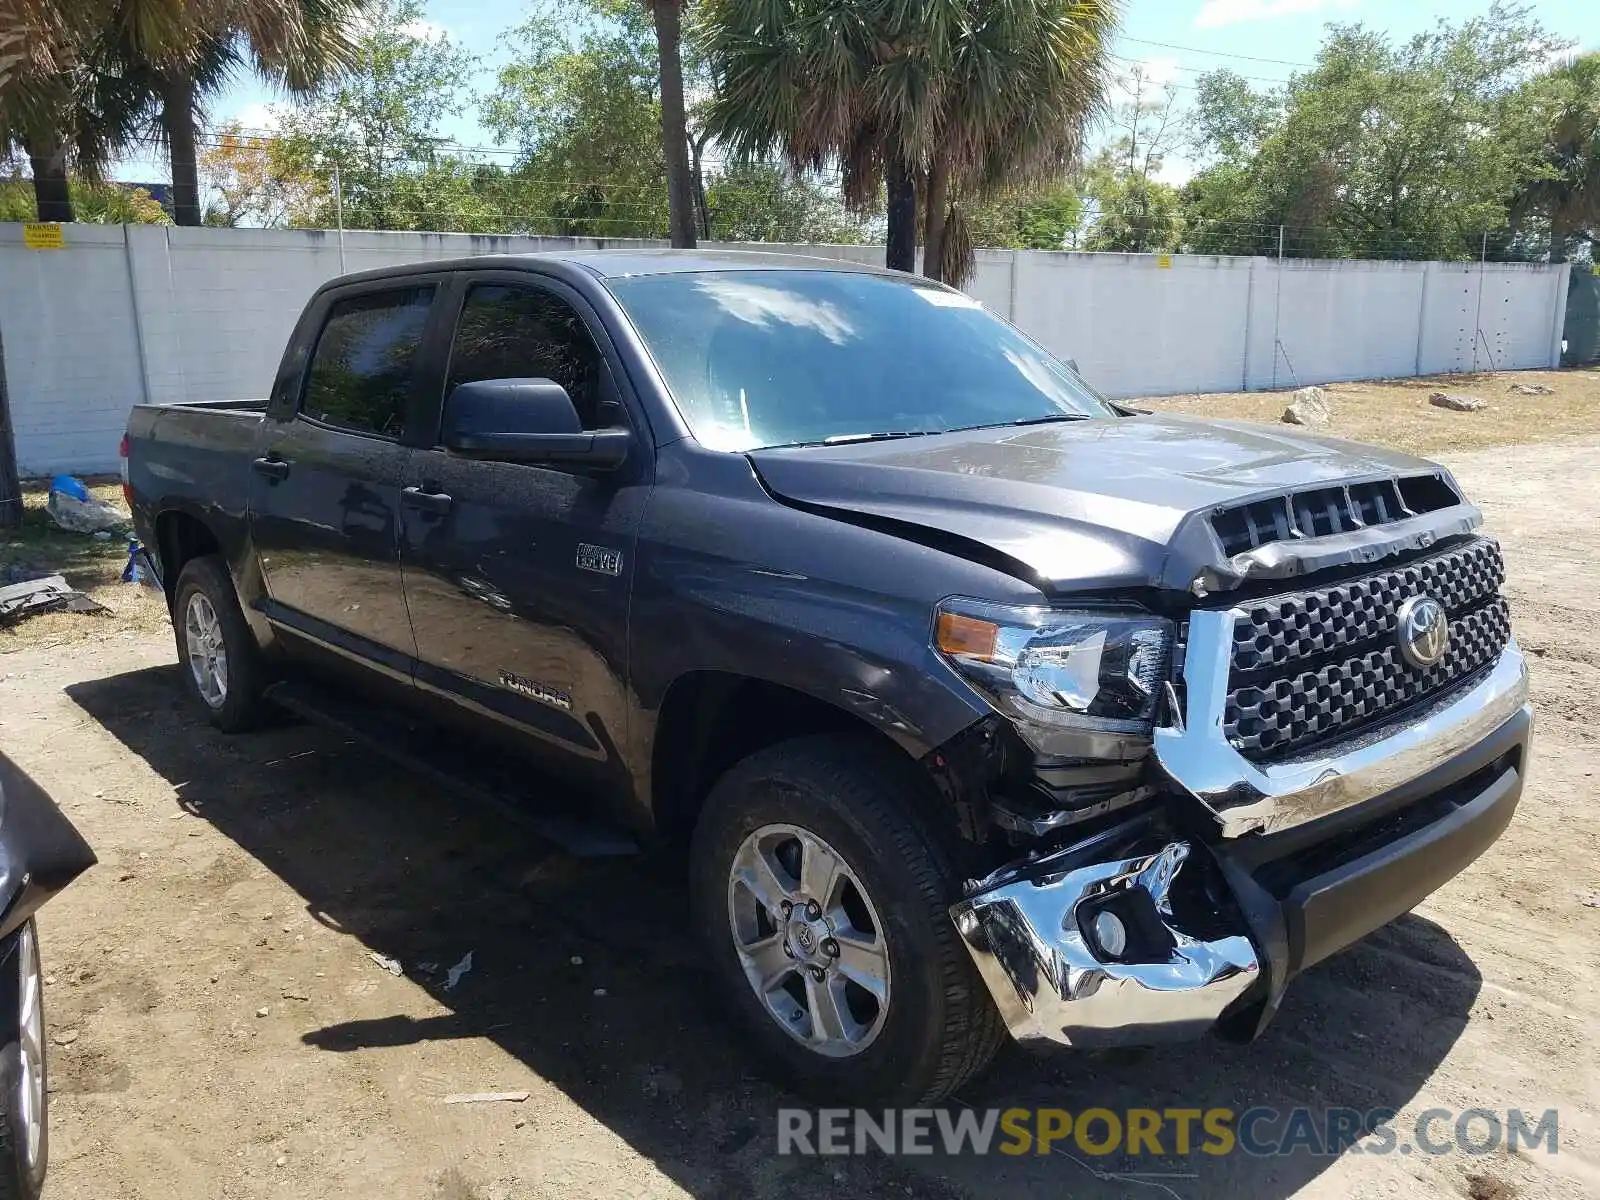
[0,921,47,1200]
[171,555,267,732]
[690,734,1006,1106]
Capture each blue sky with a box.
[119,0,1594,181]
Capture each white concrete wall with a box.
[0,223,1571,474]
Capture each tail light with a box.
[119,433,132,508]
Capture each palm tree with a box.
[697,0,1115,279]
[1,0,181,220]
[921,0,1115,283]
[644,0,696,247]
[1517,51,1600,264]
[115,0,362,226]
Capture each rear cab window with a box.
[301,287,435,439]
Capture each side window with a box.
[301,287,435,438]
[445,285,609,430]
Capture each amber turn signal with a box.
[935,610,999,661]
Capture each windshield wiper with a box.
[1005,413,1094,427]
[821,430,935,445]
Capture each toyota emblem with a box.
[1396,595,1449,669]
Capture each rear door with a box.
[249,279,446,679]
[398,272,652,774]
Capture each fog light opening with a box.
[1092,909,1128,959]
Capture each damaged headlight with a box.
[933,599,1173,748]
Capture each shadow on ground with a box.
[68,665,1483,1200]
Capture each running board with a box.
[262,680,639,858]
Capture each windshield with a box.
[606,269,1111,451]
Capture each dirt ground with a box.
[1145,367,1600,457]
[2,379,1599,1199]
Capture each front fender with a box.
[0,754,96,942]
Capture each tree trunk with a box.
[1548,216,1571,264]
[651,0,697,249]
[0,322,20,532]
[159,72,204,227]
[885,156,917,273]
[691,129,712,241]
[922,155,950,282]
[25,139,73,222]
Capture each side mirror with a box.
[442,378,631,469]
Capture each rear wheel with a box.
[172,556,267,732]
[690,735,1005,1105]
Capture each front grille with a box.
[1221,538,1510,760]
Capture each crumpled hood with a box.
[747,414,1463,595]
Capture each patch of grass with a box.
[1141,366,1600,458]
[1,475,131,590]
[1,475,170,650]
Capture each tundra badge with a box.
[576,544,623,576]
[499,671,573,710]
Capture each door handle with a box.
[252,456,290,481]
[402,485,453,515]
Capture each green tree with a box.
[273,0,478,231]
[484,1,668,237]
[1514,51,1600,262]
[962,183,1082,250]
[697,0,1117,279]
[1081,64,1186,253]
[702,159,866,243]
[1182,4,1559,260]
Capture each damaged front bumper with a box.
[951,833,1259,1048]
[951,661,1532,1051]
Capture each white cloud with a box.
[231,102,281,134]
[1194,0,1357,30]
[400,17,450,42]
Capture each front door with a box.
[249,284,437,678]
[399,276,651,778]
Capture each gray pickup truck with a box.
[124,250,1531,1105]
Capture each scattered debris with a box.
[275,1156,288,1168]
[593,987,607,998]
[92,530,112,542]
[46,475,126,534]
[1508,383,1554,396]
[1577,891,1600,908]
[52,1029,79,1046]
[569,955,583,966]
[442,1091,530,1106]
[280,989,310,1001]
[256,1006,270,1018]
[1429,391,1489,412]
[368,952,404,977]
[0,574,109,626]
[444,951,474,990]
[1281,385,1331,426]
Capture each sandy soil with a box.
[1144,367,1600,458]
[1,427,1597,1198]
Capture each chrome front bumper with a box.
[950,838,1259,1049]
[955,632,1531,1050]
[1156,612,1531,838]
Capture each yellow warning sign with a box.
[1156,253,1173,269]
[22,222,63,249]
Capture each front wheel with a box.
[0,920,47,1200]
[689,735,1005,1105]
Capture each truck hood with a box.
[746,415,1477,596]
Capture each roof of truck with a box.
[322,248,899,290]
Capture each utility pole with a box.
[0,321,21,531]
